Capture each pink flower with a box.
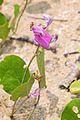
[43,14,53,27]
[29,88,40,97]
[32,26,52,49]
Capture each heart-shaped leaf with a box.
[11,74,34,101]
[1,70,20,93]
[70,80,80,94]
[61,98,80,120]
[36,47,46,88]
[0,55,33,101]
[0,12,9,39]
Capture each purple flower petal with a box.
[52,34,58,42]
[32,26,43,34]
[43,14,53,27]
[32,26,52,49]
[29,88,40,97]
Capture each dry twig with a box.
[59,59,80,89]
[27,15,68,22]
[10,36,58,53]
[64,49,80,57]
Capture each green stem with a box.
[21,46,40,83]
[27,81,40,120]
[28,46,40,68]
[10,46,40,118]
[14,0,28,34]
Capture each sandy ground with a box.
[0,0,80,120]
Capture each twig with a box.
[59,66,80,89]
[10,101,17,118]
[27,82,40,120]
[14,0,28,34]
[59,61,80,89]
[64,50,80,57]
[71,39,80,42]
[27,97,40,120]
[27,15,68,22]
[10,36,58,53]
[78,11,80,14]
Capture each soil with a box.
[0,0,80,120]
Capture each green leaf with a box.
[11,74,34,101]
[0,55,31,100]
[14,4,20,19]
[61,98,80,120]
[11,4,20,31]
[0,55,30,82]
[0,0,3,5]
[36,47,46,88]
[0,12,9,39]
[1,70,20,93]
[70,80,80,94]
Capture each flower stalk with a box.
[14,0,28,34]
[11,46,40,118]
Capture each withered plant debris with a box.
[64,49,80,57]
[59,57,80,90]
[71,39,80,42]
[78,11,80,14]
[10,36,59,53]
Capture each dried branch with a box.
[14,0,28,34]
[59,60,80,89]
[27,15,68,22]
[71,39,80,42]
[78,11,80,14]
[10,36,58,53]
[64,49,80,57]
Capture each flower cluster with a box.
[31,14,58,49]
[30,15,58,98]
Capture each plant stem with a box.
[10,101,17,118]
[28,46,40,68]
[21,46,40,83]
[14,0,28,34]
[10,46,40,118]
[27,15,68,22]
[27,93,40,120]
[27,81,40,120]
